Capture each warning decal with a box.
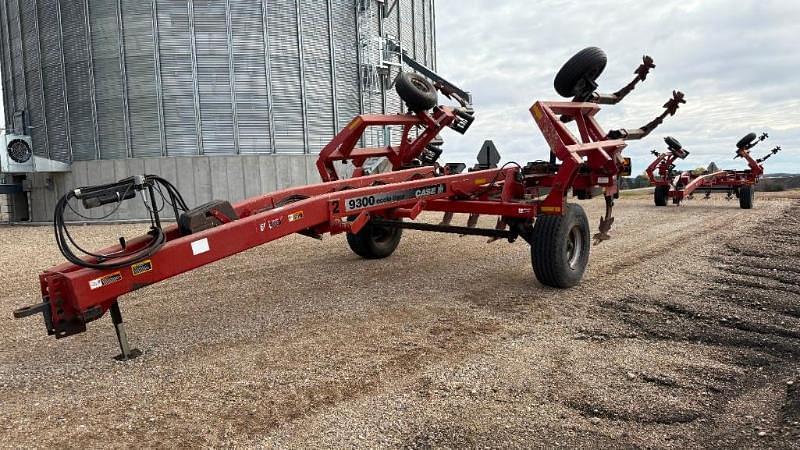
[131,260,153,276]
[89,272,123,290]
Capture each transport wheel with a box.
[395,72,438,112]
[739,185,754,209]
[654,185,669,206]
[554,47,607,98]
[531,203,591,288]
[664,136,682,150]
[346,219,403,259]
[736,132,757,149]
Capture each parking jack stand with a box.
[110,301,141,361]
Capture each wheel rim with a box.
[585,63,604,81]
[571,63,604,95]
[410,78,430,93]
[566,225,583,270]
[371,225,394,245]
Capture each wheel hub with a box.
[371,224,394,244]
[411,78,430,93]
[567,225,583,269]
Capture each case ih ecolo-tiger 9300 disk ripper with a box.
[646,133,782,208]
[14,47,684,359]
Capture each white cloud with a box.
[434,0,800,174]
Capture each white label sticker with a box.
[597,177,609,184]
[88,272,122,290]
[191,238,210,256]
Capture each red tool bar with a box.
[39,166,509,331]
[424,199,537,218]
[681,170,731,197]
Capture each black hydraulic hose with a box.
[275,194,310,207]
[150,176,190,211]
[54,191,166,270]
[471,161,523,198]
[52,175,189,270]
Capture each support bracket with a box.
[110,301,141,361]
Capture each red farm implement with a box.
[14,47,684,359]
[647,133,782,208]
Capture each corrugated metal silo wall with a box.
[0,0,436,221]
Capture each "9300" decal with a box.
[344,184,446,212]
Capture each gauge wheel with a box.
[736,132,757,149]
[554,47,607,98]
[395,72,438,112]
[664,136,682,151]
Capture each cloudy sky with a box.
[434,0,800,174]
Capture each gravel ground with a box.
[1,195,798,448]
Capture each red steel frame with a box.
[16,52,687,356]
[645,149,682,189]
[19,101,632,341]
[647,139,773,204]
[316,107,459,181]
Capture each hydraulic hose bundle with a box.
[54,175,189,270]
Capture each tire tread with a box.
[531,204,590,288]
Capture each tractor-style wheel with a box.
[664,136,682,151]
[736,132,757,149]
[554,47,608,98]
[395,72,438,112]
[739,185,754,209]
[654,185,669,206]
[347,219,403,259]
[531,203,591,288]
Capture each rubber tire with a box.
[531,203,591,288]
[554,47,608,98]
[346,220,403,259]
[664,136,682,151]
[395,72,438,112]
[739,185,754,209]
[654,185,669,206]
[737,132,757,149]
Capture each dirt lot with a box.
[1,194,798,448]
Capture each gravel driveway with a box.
[1,195,798,448]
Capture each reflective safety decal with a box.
[348,118,363,130]
[131,260,153,276]
[532,104,543,120]
[540,206,562,213]
[191,238,210,256]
